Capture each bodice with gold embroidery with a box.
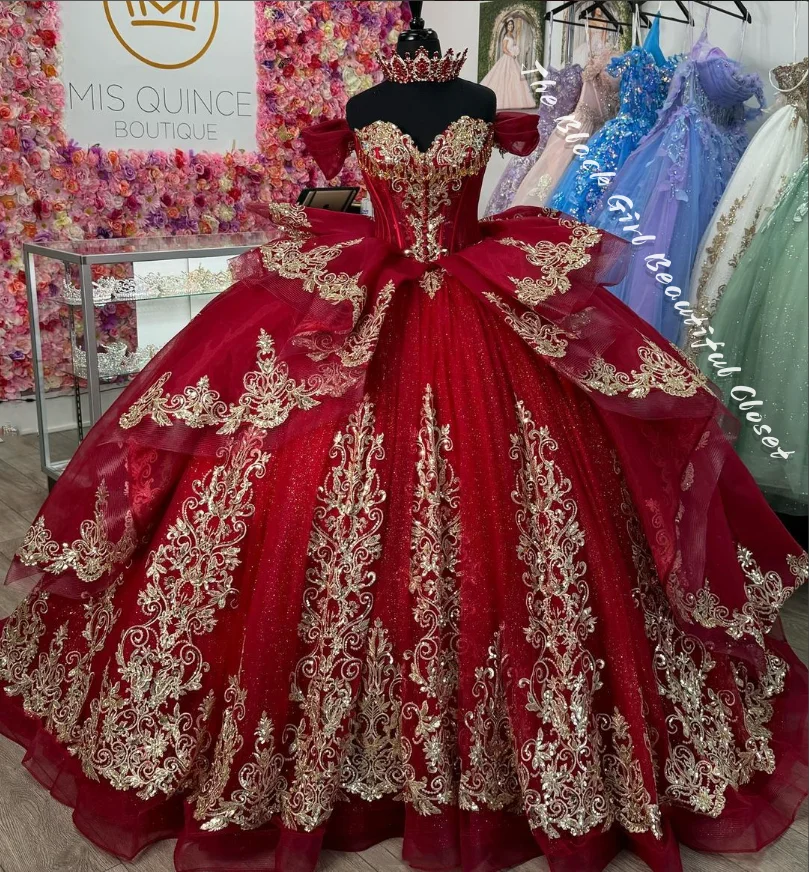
[301,112,539,264]
[354,116,494,263]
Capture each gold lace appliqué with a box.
[193,676,287,832]
[419,268,447,299]
[617,467,787,817]
[75,429,270,799]
[498,222,601,306]
[691,545,807,647]
[484,292,570,358]
[294,280,396,369]
[399,384,462,815]
[17,481,137,584]
[459,630,520,812]
[260,237,366,321]
[580,338,709,399]
[509,401,608,837]
[283,397,386,831]
[120,331,321,433]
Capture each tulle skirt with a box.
[698,161,808,515]
[1,205,806,872]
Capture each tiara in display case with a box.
[71,337,158,381]
[60,265,232,305]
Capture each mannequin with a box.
[345,0,496,151]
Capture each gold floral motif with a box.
[283,398,386,831]
[75,429,270,799]
[459,630,520,813]
[0,577,124,751]
[305,364,362,398]
[355,117,493,263]
[618,472,786,817]
[399,385,462,815]
[419,268,447,299]
[484,292,570,358]
[579,339,709,398]
[200,708,287,832]
[217,331,321,434]
[509,402,609,837]
[295,280,396,368]
[598,709,662,838]
[16,482,137,584]
[36,579,123,745]
[260,237,366,320]
[193,675,248,822]
[339,617,405,802]
[266,202,312,233]
[694,197,744,302]
[120,331,321,434]
[0,591,50,699]
[499,223,601,306]
[692,545,807,647]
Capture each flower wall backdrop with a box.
[0,0,409,399]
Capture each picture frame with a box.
[478,1,546,110]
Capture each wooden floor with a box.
[0,432,806,872]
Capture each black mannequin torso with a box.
[345,4,496,153]
[345,79,496,152]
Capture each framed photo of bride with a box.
[478,0,546,110]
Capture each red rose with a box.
[37,29,57,48]
[282,64,295,78]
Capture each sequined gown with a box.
[549,17,678,221]
[698,159,808,516]
[0,57,806,872]
[688,58,809,325]
[591,35,765,343]
[484,63,583,217]
[512,49,620,207]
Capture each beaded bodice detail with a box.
[354,116,494,263]
[773,58,809,131]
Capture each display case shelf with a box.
[24,232,272,485]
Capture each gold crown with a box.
[125,1,201,31]
[379,47,468,84]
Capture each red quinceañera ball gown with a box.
[0,49,806,872]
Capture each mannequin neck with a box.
[397,33,441,58]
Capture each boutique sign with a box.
[59,0,258,151]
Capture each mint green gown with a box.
[699,158,808,514]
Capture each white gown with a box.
[688,58,808,325]
[480,35,535,109]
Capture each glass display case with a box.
[24,232,271,485]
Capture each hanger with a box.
[692,1,752,24]
[545,1,624,34]
[631,1,694,28]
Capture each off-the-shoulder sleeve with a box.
[493,111,540,156]
[301,119,355,180]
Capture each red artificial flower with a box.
[37,29,57,48]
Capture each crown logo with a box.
[379,47,468,84]
[105,0,219,69]
[125,1,201,31]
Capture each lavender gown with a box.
[484,63,583,217]
[590,34,764,343]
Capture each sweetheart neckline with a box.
[352,115,493,157]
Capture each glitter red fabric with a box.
[1,113,806,872]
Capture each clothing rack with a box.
[545,0,752,32]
